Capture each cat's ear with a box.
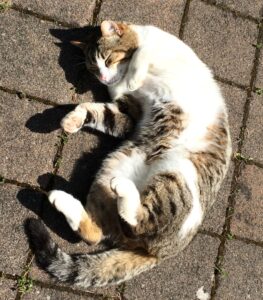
[70,40,86,51]
[101,20,123,37]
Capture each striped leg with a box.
[61,102,134,137]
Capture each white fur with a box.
[105,25,226,235]
[96,55,128,85]
[196,286,210,300]
[111,177,141,226]
[177,159,203,238]
[48,190,84,231]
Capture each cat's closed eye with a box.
[105,51,130,67]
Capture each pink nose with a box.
[99,74,107,81]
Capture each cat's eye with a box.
[105,51,127,67]
[100,50,111,60]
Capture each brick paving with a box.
[0,0,262,299]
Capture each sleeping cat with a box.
[26,20,232,288]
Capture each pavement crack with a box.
[198,230,222,240]
[210,18,263,300]
[233,236,263,248]
[92,0,103,26]
[200,0,259,23]
[214,76,249,91]
[0,85,59,107]
[10,3,77,28]
[29,279,111,299]
[179,0,192,40]
[0,176,48,195]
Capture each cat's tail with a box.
[25,218,157,287]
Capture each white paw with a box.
[61,109,86,133]
[127,78,142,91]
[48,190,67,206]
[111,177,140,226]
[110,177,135,198]
[48,190,83,231]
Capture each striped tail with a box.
[25,218,157,287]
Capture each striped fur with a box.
[26,21,232,288]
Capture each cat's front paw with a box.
[61,109,86,133]
[127,78,143,92]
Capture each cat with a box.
[26,20,232,288]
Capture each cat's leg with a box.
[61,102,134,137]
[111,177,141,226]
[112,172,193,237]
[48,190,103,244]
[126,47,149,91]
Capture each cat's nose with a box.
[99,74,107,81]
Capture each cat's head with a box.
[71,21,138,86]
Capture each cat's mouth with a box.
[98,73,123,86]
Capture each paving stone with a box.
[124,234,219,300]
[184,0,258,86]
[214,240,263,300]
[0,184,43,275]
[23,285,106,300]
[0,277,17,300]
[243,95,263,160]
[99,0,186,36]
[13,0,96,26]
[0,91,59,187]
[231,165,263,242]
[201,84,246,233]
[214,0,263,19]
[0,10,79,104]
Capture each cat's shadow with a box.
[19,25,122,245]
[19,127,121,243]
[49,25,109,102]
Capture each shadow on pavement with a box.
[20,25,122,244]
[25,104,75,133]
[49,25,110,103]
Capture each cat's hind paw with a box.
[48,190,83,231]
[111,177,141,226]
[61,108,86,133]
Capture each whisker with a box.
[73,54,85,59]
[74,61,86,66]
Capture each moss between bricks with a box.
[0,1,11,12]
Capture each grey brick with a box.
[214,0,263,19]
[0,91,58,186]
[99,0,186,36]
[214,240,263,300]
[243,94,263,160]
[0,184,42,275]
[13,0,96,26]
[0,10,76,104]
[184,0,258,86]
[231,165,263,242]
[0,277,17,300]
[124,235,219,300]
